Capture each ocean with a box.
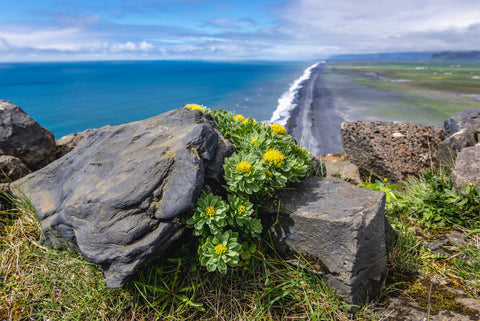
[0,60,315,139]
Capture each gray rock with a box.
[456,298,480,314]
[437,129,476,168]
[451,144,480,188]
[444,108,480,137]
[0,155,29,183]
[341,121,445,183]
[55,129,95,159]
[0,100,56,170]
[261,177,388,305]
[13,108,232,288]
[324,160,362,185]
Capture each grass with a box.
[329,61,480,94]
[0,187,375,320]
[1,168,480,320]
[326,61,480,124]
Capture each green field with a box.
[326,61,480,125]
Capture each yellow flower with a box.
[184,103,203,111]
[237,204,246,214]
[270,123,286,135]
[233,114,245,122]
[236,160,252,174]
[215,244,228,255]
[263,149,284,168]
[383,178,388,183]
[251,138,258,144]
[205,206,215,217]
[469,182,474,187]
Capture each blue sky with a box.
[0,0,479,62]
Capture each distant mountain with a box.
[431,51,480,60]
[327,52,434,61]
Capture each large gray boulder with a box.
[0,100,56,170]
[14,108,233,287]
[341,121,445,183]
[437,129,476,167]
[261,177,389,306]
[438,109,480,167]
[443,108,480,137]
[451,144,480,188]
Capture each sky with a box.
[0,0,479,62]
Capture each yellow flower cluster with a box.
[184,104,203,111]
[236,160,252,174]
[270,123,286,135]
[233,114,245,122]
[251,138,258,144]
[237,204,246,214]
[215,244,228,255]
[205,206,215,217]
[263,149,284,168]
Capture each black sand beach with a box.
[287,63,348,156]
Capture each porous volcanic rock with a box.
[341,121,445,183]
[451,144,480,188]
[14,108,233,287]
[0,100,56,170]
[261,177,389,305]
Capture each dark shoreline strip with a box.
[287,63,346,156]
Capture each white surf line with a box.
[270,62,321,126]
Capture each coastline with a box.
[285,63,348,156]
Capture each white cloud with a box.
[0,28,83,50]
[273,0,480,54]
[138,41,154,51]
[1,0,479,61]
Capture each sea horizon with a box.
[0,59,317,139]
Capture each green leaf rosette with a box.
[223,152,266,196]
[226,194,255,226]
[187,193,228,237]
[198,230,242,274]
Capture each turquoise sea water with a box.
[0,60,313,138]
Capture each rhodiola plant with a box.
[184,104,315,273]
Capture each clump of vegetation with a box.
[359,177,404,210]
[185,103,314,273]
[389,171,480,229]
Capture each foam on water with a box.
[270,61,323,125]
